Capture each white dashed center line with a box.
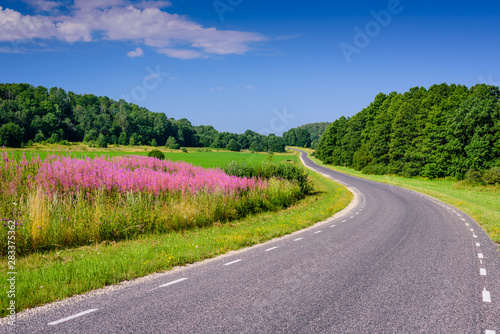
[159,278,188,288]
[314,230,322,234]
[476,242,481,247]
[342,220,346,223]
[330,225,336,228]
[293,238,303,241]
[48,309,98,326]
[224,259,242,266]
[478,253,484,259]
[485,330,496,334]
[480,268,487,276]
[483,288,492,303]
[265,247,278,252]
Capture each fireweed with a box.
[0,152,302,255]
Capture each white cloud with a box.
[0,2,266,59]
[157,48,204,59]
[127,46,143,58]
[0,46,22,53]
[134,1,172,9]
[209,86,223,93]
[23,0,62,12]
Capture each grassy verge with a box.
[0,160,351,317]
[301,149,500,246]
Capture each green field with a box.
[301,149,500,245]
[1,144,294,168]
[0,150,351,317]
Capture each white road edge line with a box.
[48,309,98,326]
[265,247,278,252]
[482,288,491,303]
[159,277,188,288]
[224,259,242,266]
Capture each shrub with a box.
[222,160,313,195]
[226,139,240,152]
[165,136,180,149]
[147,149,165,160]
[0,122,24,148]
[361,163,388,175]
[483,167,500,185]
[181,147,188,153]
[96,132,108,148]
[464,169,483,184]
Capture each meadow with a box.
[0,150,303,256]
[0,148,352,316]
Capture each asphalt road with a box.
[3,150,499,333]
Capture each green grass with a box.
[1,144,294,168]
[303,150,500,246]
[0,151,352,317]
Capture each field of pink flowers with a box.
[0,152,301,255]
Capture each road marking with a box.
[355,212,359,215]
[265,247,278,252]
[476,242,481,247]
[480,260,483,264]
[48,309,98,326]
[350,216,354,219]
[224,259,242,266]
[483,288,491,303]
[461,218,466,221]
[342,220,346,223]
[330,225,336,228]
[480,268,487,276]
[159,277,188,288]
[473,234,478,238]
[485,330,496,334]
[478,253,484,259]
[293,238,303,241]
[470,228,474,232]
[465,223,470,226]
[314,230,322,234]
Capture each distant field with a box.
[0,144,295,168]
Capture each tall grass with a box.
[0,152,303,255]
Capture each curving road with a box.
[3,150,499,333]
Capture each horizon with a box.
[1,0,499,135]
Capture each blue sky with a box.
[1,0,499,134]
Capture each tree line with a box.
[282,122,330,149]
[0,83,288,152]
[314,83,500,179]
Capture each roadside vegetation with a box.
[0,150,352,317]
[0,151,310,256]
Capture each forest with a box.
[314,83,500,180]
[282,122,331,149]
[0,83,287,152]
